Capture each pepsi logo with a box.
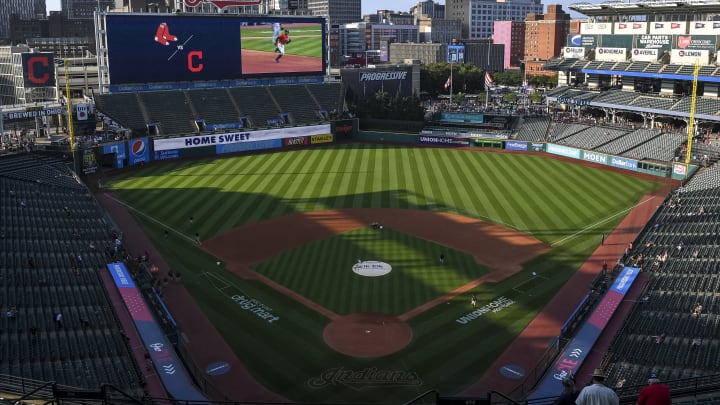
[131,140,146,157]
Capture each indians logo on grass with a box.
[307,367,422,391]
[183,0,261,8]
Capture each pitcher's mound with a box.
[323,313,412,358]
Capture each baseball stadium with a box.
[1,1,720,405]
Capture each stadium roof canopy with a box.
[569,0,720,16]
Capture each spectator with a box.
[576,368,619,405]
[637,372,671,405]
[554,375,579,405]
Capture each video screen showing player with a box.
[240,20,323,74]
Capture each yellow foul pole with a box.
[64,58,76,164]
[685,59,700,164]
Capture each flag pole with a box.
[450,60,453,104]
[485,37,491,110]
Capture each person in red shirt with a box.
[637,372,671,405]
[275,29,290,63]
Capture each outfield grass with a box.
[108,144,665,403]
[256,227,490,315]
[241,25,322,58]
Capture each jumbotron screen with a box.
[104,14,326,85]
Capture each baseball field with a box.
[106,144,665,403]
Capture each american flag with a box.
[484,72,494,88]
[444,76,452,90]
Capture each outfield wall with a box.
[88,120,358,172]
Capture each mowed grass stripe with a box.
[436,150,477,216]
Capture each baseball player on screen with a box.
[275,29,291,63]
[272,22,282,52]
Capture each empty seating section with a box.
[596,128,661,156]
[661,64,682,74]
[227,87,282,127]
[594,90,639,105]
[306,82,343,113]
[643,63,664,73]
[698,65,718,76]
[93,94,147,131]
[670,97,720,116]
[627,62,649,72]
[623,132,685,161]
[630,96,677,111]
[548,123,588,142]
[514,117,550,141]
[558,126,628,150]
[139,91,196,135]
[269,85,321,124]
[0,154,142,393]
[603,162,720,388]
[186,89,242,126]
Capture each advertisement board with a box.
[546,144,580,159]
[283,136,308,146]
[600,35,633,49]
[418,136,470,146]
[580,22,612,35]
[332,119,357,139]
[563,47,585,59]
[635,34,672,50]
[595,47,627,62]
[614,22,646,34]
[670,49,710,64]
[154,124,330,151]
[631,48,659,62]
[310,134,333,144]
[672,162,688,179]
[650,22,687,35]
[216,138,282,154]
[154,149,181,160]
[102,142,127,168]
[22,53,56,88]
[340,66,416,100]
[581,150,608,165]
[447,44,465,64]
[689,21,720,35]
[610,156,638,171]
[105,14,325,85]
[567,34,597,48]
[128,138,151,166]
[674,35,717,51]
[505,141,528,151]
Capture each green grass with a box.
[256,227,489,315]
[107,144,665,404]
[241,25,322,58]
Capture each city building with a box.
[524,4,570,76]
[493,20,525,69]
[0,0,46,41]
[445,0,542,40]
[388,42,446,64]
[410,0,445,20]
[61,0,114,18]
[364,10,414,25]
[463,39,504,71]
[10,12,94,47]
[307,0,359,24]
[418,17,462,44]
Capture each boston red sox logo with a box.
[183,0,261,8]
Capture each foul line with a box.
[550,195,659,247]
[102,193,196,244]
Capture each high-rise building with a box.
[61,0,115,19]
[446,0,542,40]
[417,17,462,44]
[0,0,46,40]
[410,0,444,20]
[493,20,525,69]
[364,10,414,25]
[524,4,570,75]
[307,0,359,24]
